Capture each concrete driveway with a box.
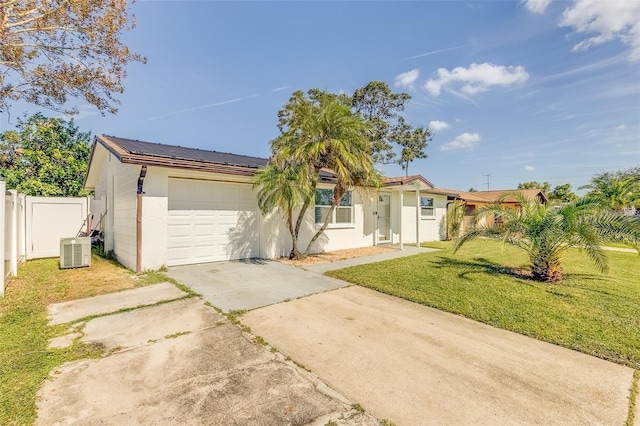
[39,248,638,425]
[243,285,636,426]
[166,246,434,312]
[37,283,378,425]
[166,259,350,312]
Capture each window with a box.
[420,196,435,218]
[315,189,352,225]
[465,204,476,216]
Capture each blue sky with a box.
[3,0,639,192]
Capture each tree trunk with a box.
[287,209,303,260]
[290,174,318,259]
[531,253,563,282]
[304,185,346,255]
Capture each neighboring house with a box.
[83,135,449,272]
[442,189,548,233]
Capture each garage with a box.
[167,178,260,266]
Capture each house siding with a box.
[112,161,139,271]
[395,192,447,245]
[140,167,168,270]
[418,193,447,242]
[91,147,139,271]
[90,153,443,270]
[260,187,376,258]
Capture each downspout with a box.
[136,166,147,274]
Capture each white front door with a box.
[377,194,391,243]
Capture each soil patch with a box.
[278,246,396,267]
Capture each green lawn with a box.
[327,240,640,369]
[0,256,167,426]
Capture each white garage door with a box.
[167,179,259,266]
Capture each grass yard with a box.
[327,240,640,370]
[0,255,168,426]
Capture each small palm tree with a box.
[252,162,313,259]
[446,200,465,240]
[579,175,639,212]
[454,192,640,282]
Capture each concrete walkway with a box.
[38,283,378,425]
[243,286,636,426]
[602,246,638,253]
[303,245,437,273]
[48,282,187,324]
[167,246,435,312]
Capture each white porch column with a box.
[415,188,420,248]
[399,187,404,250]
[373,195,378,246]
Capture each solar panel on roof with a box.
[106,135,269,168]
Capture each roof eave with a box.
[83,136,111,191]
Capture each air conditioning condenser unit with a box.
[60,237,91,269]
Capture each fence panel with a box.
[3,191,90,294]
[26,196,89,259]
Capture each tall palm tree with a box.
[454,192,640,282]
[257,90,381,258]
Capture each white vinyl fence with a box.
[1,181,89,296]
[25,196,88,259]
[2,183,26,296]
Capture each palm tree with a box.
[446,200,465,240]
[255,90,381,258]
[454,192,640,282]
[252,161,312,259]
[579,175,639,212]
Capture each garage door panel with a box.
[167,227,190,239]
[167,179,259,266]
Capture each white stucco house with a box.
[84,135,453,272]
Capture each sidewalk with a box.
[302,245,437,273]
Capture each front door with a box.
[377,194,391,243]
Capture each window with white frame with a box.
[315,189,353,225]
[420,196,435,218]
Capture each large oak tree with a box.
[0,0,145,115]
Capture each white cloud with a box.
[524,165,536,171]
[424,63,529,96]
[394,69,419,88]
[522,0,552,14]
[560,0,640,62]
[429,120,450,132]
[441,132,481,151]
